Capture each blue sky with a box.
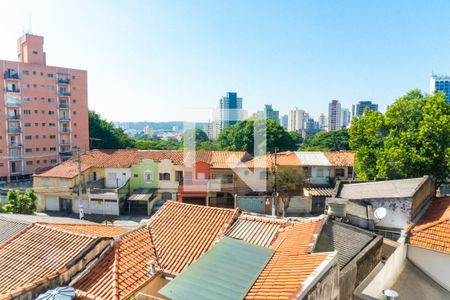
[1,0,449,122]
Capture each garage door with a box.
[90,198,119,215]
[46,196,59,211]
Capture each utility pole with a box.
[73,147,83,218]
[272,147,279,216]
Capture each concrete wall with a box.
[370,198,411,230]
[302,257,340,300]
[104,168,130,188]
[407,245,450,291]
[410,176,435,219]
[360,238,407,299]
[287,196,311,214]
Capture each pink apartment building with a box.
[0,34,88,182]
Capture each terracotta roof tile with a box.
[245,219,332,300]
[41,223,127,237]
[407,197,450,253]
[324,151,355,167]
[73,201,238,299]
[0,223,122,299]
[245,152,301,169]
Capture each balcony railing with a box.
[59,103,71,109]
[8,143,22,148]
[57,78,70,84]
[60,140,71,146]
[7,128,21,134]
[6,101,21,107]
[9,154,23,159]
[58,91,71,97]
[4,71,19,80]
[59,116,71,121]
[5,89,20,94]
[7,115,21,120]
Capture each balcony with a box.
[7,115,21,121]
[60,128,71,133]
[4,71,19,80]
[8,143,22,148]
[6,101,21,107]
[9,153,23,160]
[5,88,20,94]
[57,77,70,84]
[58,91,71,97]
[7,128,21,134]
[60,140,71,146]
[59,115,71,121]
[59,103,71,109]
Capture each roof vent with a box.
[383,289,399,300]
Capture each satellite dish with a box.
[374,207,387,220]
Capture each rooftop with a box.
[324,151,355,167]
[0,223,124,299]
[338,177,428,200]
[0,216,28,244]
[295,151,332,166]
[406,197,450,253]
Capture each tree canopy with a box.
[180,129,209,149]
[89,111,135,149]
[350,90,450,183]
[276,167,308,217]
[3,189,37,214]
[301,129,350,151]
[218,119,300,155]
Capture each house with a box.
[295,151,332,185]
[0,223,126,299]
[72,201,239,299]
[324,151,355,180]
[334,176,435,239]
[354,197,450,299]
[314,218,383,300]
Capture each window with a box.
[47,85,54,90]
[159,173,170,180]
[73,111,77,115]
[60,179,69,187]
[48,111,55,115]
[35,135,39,139]
[49,123,56,127]
[35,148,40,152]
[226,174,233,183]
[144,171,153,183]
[33,84,37,88]
[32,71,36,75]
[23,97,30,102]
[32,51,38,55]
[73,99,76,103]
[25,136,32,140]
[134,174,139,178]
[74,134,77,138]
[335,168,345,177]
[24,123,31,127]
[48,98,55,103]
[72,75,76,80]
[34,110,38,114]
[48,73,54,78]
[50,159,57,164]
[348,167,353,178]
[23,83,30,88]
[42,178,49,186]
[42,123,46,127]
[50,147,56,151]
[40,72,44,76]
[175,171,183,182]
[34,122,38,126]
[317,168,324,178]
[22,70,29,75]
[43,147,47,151]
[26,161,33,166]
[25,148,32,153]
[49,135,56,139]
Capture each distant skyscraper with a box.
[281,114,288,129]
[317,114,327,130]
[341,108,351,128]
[352,101,379,117]
[288,107,306,132]
[430,74,450,102]
[204,121,220,141]
[256,104,280,123]
[328,100,341,131]
[305,118,320,135]
[219,92,243,131]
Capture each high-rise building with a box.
[305,118,320,135]
[0,34,88,181]
[280,114,288,129]
[430,74,450,102]
[317,114,327,130]
[219,92,242,131]
[328,100,341,131]
[341,108,351,128]
[288,107,306,132]
[203,121,220,141]
[256,104,279,123]
[352,101,378,117]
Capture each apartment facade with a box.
[219,92,243,131]
[0,34,88,182]
[352,100,379,117]
[430,74,450,102]
[328,99,341,131]
[287,106,306,132]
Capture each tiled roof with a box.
[295,151,331,166]
[226,214,287,247]
[42,223,127,237]
[73,201,238,299]
[245,219,334,300]
[245,151,301,169]
[210,151,250,169]
[315,220,377,269]
[0,223,122,299]
[0,216,29,244]
[324,151,355,167]
[407,197,450,252]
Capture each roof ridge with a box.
[411,217,450,234]
[35,223,99,239]
[112,240,121,300]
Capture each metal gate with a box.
[237,196,267,214]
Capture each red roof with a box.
[245,219,333,300]
[73,201,238,299]
[407,197,450,252]
[0,223,124,299]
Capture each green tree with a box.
[349,90,450,183]
[349,110,387,180]
[134,138,180,150]
[301,129,350,151]
[276,168,308,217]
[3,189,37,214]
[180,129,209,149]
[218,119,298,155]
[89,111,135,149]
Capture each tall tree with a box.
[218,119,299,155]
[89,111,135,149]
[180,128,209,149]
[349,90,450,183]
[276,168,308,217]
[301,129,350,151]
